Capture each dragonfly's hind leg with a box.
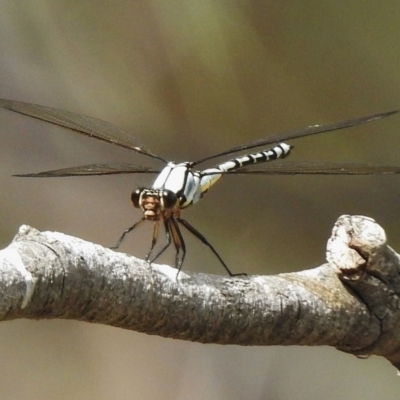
[177,217,246,277]
[169,218,186,275]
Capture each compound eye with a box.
[131,189,142,208]
[162,190,177,209]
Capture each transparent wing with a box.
[0,98,166,162]
[202,161,400,175]
[194,110,399,165]
[14,163,160,177]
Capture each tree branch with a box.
[1,216,400,370]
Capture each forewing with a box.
[194,110,398,165]
[0,98,166,162]
[211,161,400,175]
[14,163,160,177]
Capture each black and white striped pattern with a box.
[208,142,291,173]
[197,143,292,201]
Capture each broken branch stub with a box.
[327,215,400,370]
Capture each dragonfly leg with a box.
[151,221,159,250]
[145,220,160,262]
[148,219,172,264]
[169,218,186,275]
[111,218,146,249]
[177,217,247,277]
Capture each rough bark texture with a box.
[1,215,399,370]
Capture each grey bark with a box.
[1,215,400,370]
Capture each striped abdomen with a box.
[199,143,292,196]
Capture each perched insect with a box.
[1,98,399,276]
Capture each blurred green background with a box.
[1,1,400,399]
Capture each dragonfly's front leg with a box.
[146,220,160,262]
[147,219,172,264]
[111,218,146,249]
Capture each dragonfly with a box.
[1,98,399,277]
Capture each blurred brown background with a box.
[1,1,400,399]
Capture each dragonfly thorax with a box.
[151,162,204,209]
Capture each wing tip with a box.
[13,173,52,178]
[383,109,399,117]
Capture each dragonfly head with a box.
[131,188,179,220]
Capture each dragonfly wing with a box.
[205,161,400,175]
[195,110,398,165]
[14,163,160,177]
[0,98,166,162]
